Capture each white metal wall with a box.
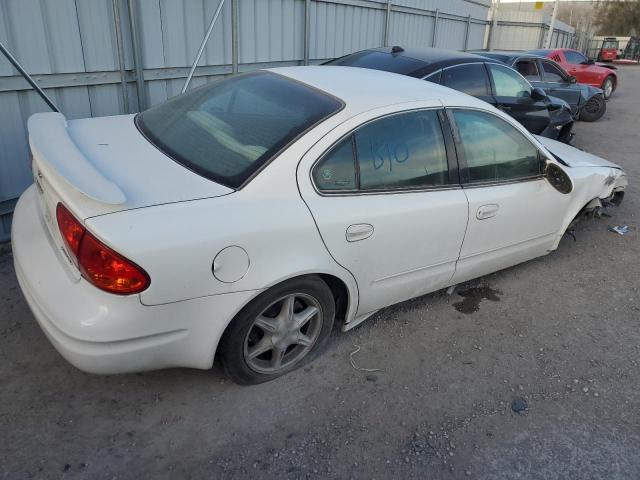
[488,10,576,52]
[0,0,495,240]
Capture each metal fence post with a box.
[464,14,471,51]
[112,0,129,113]
[126,0,146,111]
[431,9,439,48]
[383,0,391,47]
[537,25,546,48]
[304,0,310,64]
[232,0,239,73]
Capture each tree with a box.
[595,0,640,36]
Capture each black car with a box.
[475,51,606,122]
[324,47,575,143]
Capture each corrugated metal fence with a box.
[1,0,492,241]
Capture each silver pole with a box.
[383,0,391,47]
[489,0,500,50]
[182,0,226,94]
[464,14,471,51]
[304,0,311,64]
[232,0,239,72]
[431,9,439,48]
[112,0,129,113]
[0,40,59,112]
[127,0,146,111]
[545,0,559,49]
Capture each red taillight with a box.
[56,203,84,257]
[55,203,150,295]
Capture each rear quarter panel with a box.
[84,122,359,317]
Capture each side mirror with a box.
[531,87,548,101]
[543,159,573,194]
[582,58,595,65]
[568,75,577,84]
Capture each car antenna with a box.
[391,45,404,53]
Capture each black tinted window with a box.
[355,110,449,190]
[138,72,342,188]
[541,61,566,82]
[453,110,540,183]
[325,51,425,76]
[564,51,587,64]
[441,64,490,96]
[313,137,356,191]
[515,60,540,81]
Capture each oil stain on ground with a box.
[453,285,502,314]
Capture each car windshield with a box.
[137,71,343,189]
[324,51,426,76]
[602,40,618,49]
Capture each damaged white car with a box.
[12,66,627,384]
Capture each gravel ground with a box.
[1,66,639,480]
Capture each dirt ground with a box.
[1,66,639,480]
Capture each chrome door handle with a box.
[346,223,374,242]
[476,204,499,220]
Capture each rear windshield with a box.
[137,71,343,189]
[324,51,425,76]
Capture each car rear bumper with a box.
[12,186,259,374]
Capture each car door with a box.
[537,59,581,114]
[440,63,495,105]
[447,108,572,284]
[298,104,468,317]
[486,63,551,135]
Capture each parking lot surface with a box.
[1,66,639,480]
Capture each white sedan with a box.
[13,66,627,384]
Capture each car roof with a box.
[368,46,484,64]
[477,51,546,62]
[269,65,491,114]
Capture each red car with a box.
[528,48,618,100]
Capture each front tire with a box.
[602,76,615,100]
[219,276,335,385]
[579,94,606,122]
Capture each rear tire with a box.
[601,76,615,100]
[219,275,335,385]
[579,94,606,122]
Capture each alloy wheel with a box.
[243,293,323,374]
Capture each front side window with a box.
[452,110,541,183]
[441,64,490,96]
[488,64,532,98]
[313,110,449,192]
[564,50,587,64]
[541,61,567,82]
[137,72,343,189]
[514,60,540,81]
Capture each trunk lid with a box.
[28,112,233,221]
[28,112,233,277]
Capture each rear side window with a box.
[313,110,449,192]
[313,137,356,191]
[137,72,343,189]
[452,109,541,183]
[514,60,540,81]
[488,63,531,98]
[441,64,490,96]
[541,61,566,82]
[564,51,587,64]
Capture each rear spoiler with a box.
[27,112,126,204]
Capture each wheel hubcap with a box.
[605,80,613,97]
[244,293,323,373]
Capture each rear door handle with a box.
[346,223,374,242]
[476,204,499,220]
